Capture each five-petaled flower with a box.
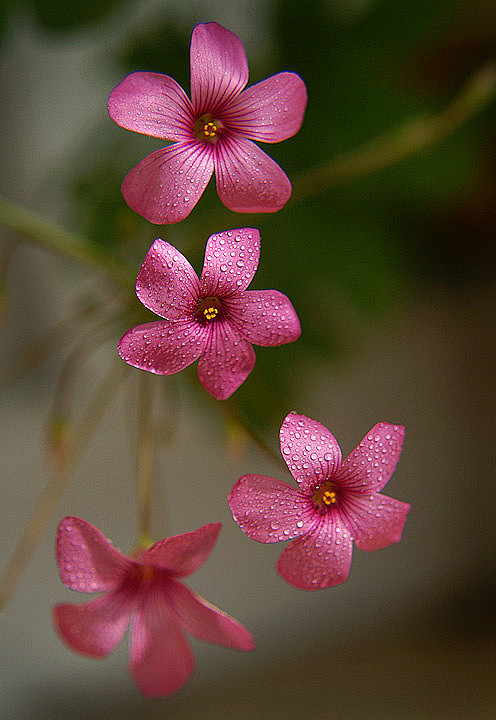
[117,228,301,400]
[228,412,410,590]
[53,517,254,697]
[107,21,307,224]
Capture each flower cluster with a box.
[53,20,410,699]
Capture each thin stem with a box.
[136,373,155,547]
[48,306,130,422]
[0,195,132,288]
[292,62,496,203]
[0,360,128,612]
[0,302,96,393]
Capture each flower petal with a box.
[228,474,315,543]
[135,239,200,320]
[55,516,132,593]
[277,513,353,590]
[335,423,405,493]
[197,321,255,400]
[344,492,411,551]
[130,594,194,697]
[107,72,194,141]
[118,320,206,376]
[200,228,260,296]
[142,523,221,577]
[190,22,248,115]
[167,578,255,650]
[54,592,132,658]
[214,136,292,213]
[224,72,307,143]
[225,289,301,346]
[121,141,214,224]
[279,412,343,494]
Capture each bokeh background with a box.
[1,0,496,718]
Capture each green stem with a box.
[0,195,132,287]
[292,62,496,203]
[0,360,127,613]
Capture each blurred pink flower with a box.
[53,517,254,698]
[108,21,307,224]
[118,228,301,400]
[229,412,410,590]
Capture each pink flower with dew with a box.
[107,22,307,224]
[53,518,254,698]
[228,412,410,590]
[118,228,301,400]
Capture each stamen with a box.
[322,490,337,505]
[141,565,155,582]
[203,306,218,320]
[195,296,222,322]
[203,122,218,137]
[312,481,339,510]
[194,114,223,144]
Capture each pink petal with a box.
[279,412,343,494]
[167,578,255,650]
[228,474,315,543]
[336,423,405,493]
[200,228,260,296]
[118,320,206,376]
[344,492,411,551]
[55,517,132,593]
[135,239,200,320]
[214,135,292,213]
[142,523,221,577]
[277,513,353,590]
[121,141,214,224]
[54,592,132,658]
[190,23,248,115]
[224,72,308,143]
[107,72,194,142]
[225,289,301,346]
[130,593,194,697]
[197,321,256,400]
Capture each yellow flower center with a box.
[312,481,338,510]
[203,121,218,137]
[203,306,218,320]
[194,114,223,144]
[141,565,155,581]
[195,296,222,322]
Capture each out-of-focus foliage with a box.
[11,0,495,428]
[31,0,128,31]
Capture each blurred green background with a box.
[1,0,495,718]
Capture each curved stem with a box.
[0,195,132,288]
[0,301,98,394]
[292,62,496,203]
[0,360,127,613]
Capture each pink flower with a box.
[118,228,301,400]
[53,517,254,697]
[228,412,410,590]
[107,22,307,224]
